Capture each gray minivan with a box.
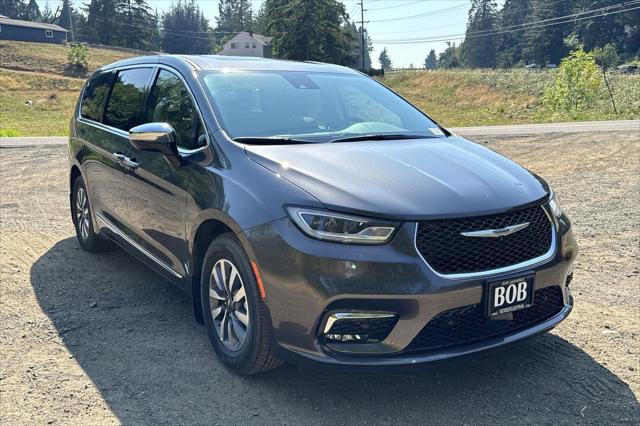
[69,55,577,374]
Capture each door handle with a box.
[121,157,139,169]
[112,152,139,169]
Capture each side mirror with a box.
[129,122,178,157]
[129,122,181,168]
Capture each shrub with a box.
[543,49,602,117]
[67,43,89,70]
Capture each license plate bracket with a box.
[485,274,535,318]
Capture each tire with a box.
[71,176,113,252]
[201,233,282,375]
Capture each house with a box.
[0,15,68,44]
[218,32,272,58]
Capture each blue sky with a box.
[40,0,500,68]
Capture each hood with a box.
[245,137,549,220]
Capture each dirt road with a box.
[1,131,639,425]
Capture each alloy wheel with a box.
[76,187,90,240]
[209,259,250,351]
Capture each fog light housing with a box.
[322,312,397,344]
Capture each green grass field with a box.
[1,40,638,136]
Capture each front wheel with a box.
[71,176,113,252]
[201,234,282,375]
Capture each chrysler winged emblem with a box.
[460,222,529,238]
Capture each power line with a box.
[372,2,640,44]
[369,2,468,22]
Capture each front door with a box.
[124,68,208,280]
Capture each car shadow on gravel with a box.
[32,238,639,425]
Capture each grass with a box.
[1,40,638,136]
[379,69,640,128]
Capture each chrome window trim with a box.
[76,63,211,156]
[95,212,183,279]
[413,205,557,280]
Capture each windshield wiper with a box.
[233,136,316,145]
[329,133,436,143]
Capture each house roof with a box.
[0,16,68,32]
[229,31,272,46]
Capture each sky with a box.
[38,0,506,68]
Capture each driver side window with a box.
[147,69,206,150]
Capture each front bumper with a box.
[242,213,577,366]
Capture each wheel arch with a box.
[189,213,257,325]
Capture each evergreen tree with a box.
[461,0,498,68]
[57,0,72,30]
[524,0,575,65]
[25,0,40,20]
[0,0,25,19]
[162,0,213,54]
[379,47,392,70]
[438,42,459,68]
[84,0,120,45]
[344,21,372,69]
[496,0,531,67]
[424,49,437,69]
[119,0,156,50]
[265,0,354,65]
[573,0,627,52]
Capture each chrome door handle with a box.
[122,157,139,169]
[112,152,139,169]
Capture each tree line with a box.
[417,0,639,70]
[0,0,374,68]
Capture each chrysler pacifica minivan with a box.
[68,55,577,374]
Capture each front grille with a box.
[404,286,564,354]
[416,205,553,275]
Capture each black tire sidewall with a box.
[200,234,263,373]
[71,176,98,250]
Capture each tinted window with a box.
[81,72,114,122]
[104,68,153,131]
[147,70,205,150]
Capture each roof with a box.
[0,16,68,32]
[99,54,358,75]
[228,31,273,46]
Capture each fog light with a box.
[321,311,397,344]
[325,333,367,342]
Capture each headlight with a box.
[286,207,399,244]
[548,191,563,218]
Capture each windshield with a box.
[200,70,444,143]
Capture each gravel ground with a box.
[1,131,639,425]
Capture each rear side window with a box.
[147,69,206,150]
[104,68,154,131]
[80,72,114,122]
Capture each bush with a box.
[67,43,89,70]
[543,49,602,117]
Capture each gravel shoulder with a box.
[1,131,639,424]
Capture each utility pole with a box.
[358,0,367,70]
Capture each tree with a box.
[84,0,120,45]
[57,0,72,30]
[162,0,213,54]
[461,0,498,68]
[496,0,531,67]
[265,0,354,65]
[573,0,627,52]
[524,0,575,65]
[424,49,437,70]
[344,21,372,69]
[438,42,459,68]
[25,0,41,20]
[0,0,25,19]
[543,48,602,117]
[379,47,392,70]
[119,0,157,50]
[39,0,59,24]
